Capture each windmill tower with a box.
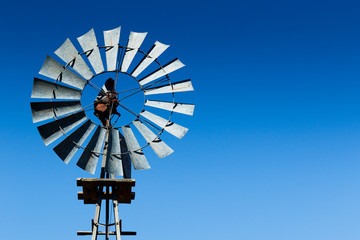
[30,26,194,239]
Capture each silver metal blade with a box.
[54,38,93,80]
[145,100,195,116]
[133,119,173,158]
[105,128,123,176]
[31,78,81,100]
[120,31,147,72]
[31,101,82,123]
[139,58,185,85]
[37,111,87,146]
[131,41,169,78]
[77,126,106,174]
[77,28,104,74]
[104,26,121,71]
[39,56,86,90]
[140,110,188,139]
[144,79,194,95]
[119,132,132,179]
[53,120,95,164]
[121,125,150,170]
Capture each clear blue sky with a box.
[1,0,360,239]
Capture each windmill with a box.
[30,26,194,239]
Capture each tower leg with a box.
[92,187,103,240]
[113,198,121,240]
[106,183,110,240]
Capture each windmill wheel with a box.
[30,27,194,178]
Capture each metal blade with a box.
[105,128,123,176]
[77,28,104,74]
[145,100,195,116]
[31,78,81,100]
[131,41,169,78]
[77,126,106,174]
[104,27,121,71]
[39,56,86,90]
[37,111,87,146]
[54,38,93,80]
[30,101,82,123]
[121,125,150,170]
[144,79,194,95]
[120,32,147,72]
[140,110,188,139]
[53,120,95,164]
[133,119,173,158]
[119,132,132,179]
[139,58,185,86]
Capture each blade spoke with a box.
[87,81,107,95]
[118,89,143,102]
[117,86,142,94]
[117,77,168,102]
[117,102,161,133]
[142,76,169,89]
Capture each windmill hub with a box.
[93,78,121,127]
[85,74,146,127]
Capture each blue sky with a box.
[1,0,360,239]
